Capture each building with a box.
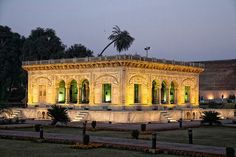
[23,55,204,110]
[197,59,236,102]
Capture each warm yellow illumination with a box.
[23,55,203,108]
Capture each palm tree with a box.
[47,105,70,125]
[98,25,134,56]
[201,111,221,126]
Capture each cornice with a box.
[23,60,204,73]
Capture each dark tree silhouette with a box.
[22,27,65,60]
[98,25,134,56]
[0,25,25,102]
[65,44,93,58]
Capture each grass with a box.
[0,138,180,157]
[11,126,236,147]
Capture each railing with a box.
[22,55,205,68]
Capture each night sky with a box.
[0,0,236,61]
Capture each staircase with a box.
[72,111,89,122]
[9,109,23,119]
[160,111,177,123]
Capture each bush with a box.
[47,105,70,125]
[141,124,146,131]
[91,121,96,129]
[201,111,221,126]
[34,124,41,132]
[226,147,235,157]
[83,134,90,145]
[131,130,139,139]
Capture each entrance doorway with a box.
[39,85,46,103]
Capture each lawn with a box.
[11,126,236,147]
[0,138,181,157]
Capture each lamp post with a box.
[144,47,150,57]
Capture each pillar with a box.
[65,85,70,104]
[167,87,170,104]
[158,87,161,104]
[121,68,126,106]
[77,83,80,104]
[89,75,94,105]
[54,86,59,104]
[174,88,178,104]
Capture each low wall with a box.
[12,108,235,123]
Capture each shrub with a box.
[91,121,96,129]
[141,124,146,131]
[226,147,235,157]
[201,111,221,126]
[83,134,90,145]
[34,124,41,132]
[47,105,70,125]
[131,130,139,139]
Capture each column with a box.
[158,87,161,104]
[65,85,70,104]
[174,88,178,104]
[121,68,126,106]
[77,83,80,104]
[167,87,170,104]
[55,86,59,104]
[89,73,94,105]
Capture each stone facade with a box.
[14,108,235,123]
[197,59,236,100]
[23,55,204,110]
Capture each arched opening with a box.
[42,111,45,119]
[161,81,167,104]
[185,86,190,103]
[134,84,141,103]
[152,80,158,104]
[186,112,191,120]
[103,84,112,103]
[80,79,89,104]
[193,112,196,119]
[58,80,66,103]
[170,82,175,104]
[69,80,78,103]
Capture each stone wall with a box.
[197,59,236,100]
[14,108,235,123]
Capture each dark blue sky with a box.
[1,0,236,61]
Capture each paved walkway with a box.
[0,129,233,156]
[26,120,201,131]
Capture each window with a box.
[134,84,141,103]
[103,84,111,103]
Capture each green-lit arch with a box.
[69,80,78,103]
[58,80,66,103]
[80,79,89,104]
[161,81,167,104]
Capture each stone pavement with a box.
[0,129,234,156]
[26,120,201,131]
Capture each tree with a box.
[201,111,221,126]
[98,25,134,56]
[22,27,65,60]
[65,44,93,58]
[0,25,25,102]
[47,105,70,125]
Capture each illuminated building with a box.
[23,55,204,110]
